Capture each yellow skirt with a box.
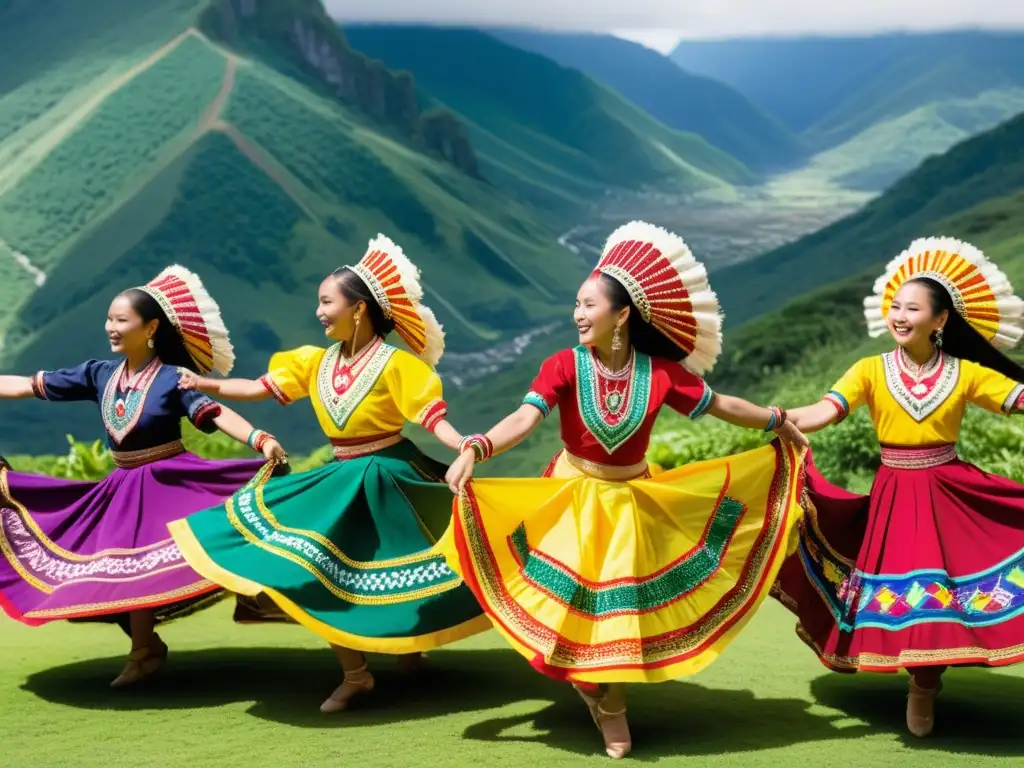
[438,441,806,684]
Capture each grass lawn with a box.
[2,600,1021,766]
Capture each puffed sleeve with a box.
[522,351,572,418]
[177,388,223,434]
[385,351,448,432]
[258,346,323,405]
[963,360,1024,415]
[823,357,873,422]
[664,362,716,419]
[31,360,106,403]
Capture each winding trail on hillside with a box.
[0,30,196,198]
[199,54,237,131]
[0,239,46,287]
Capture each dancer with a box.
[441,221,810,759]
[169,235,490,713]
[774,236,1024,737]
[0,266,282,687]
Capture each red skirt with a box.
[773,445,1024,672]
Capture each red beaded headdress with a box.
[137,265,235,375]
[345,234,445,367]
[864,236,1024,349]
[594,221,723,375]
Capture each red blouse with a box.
[523,346,716,466]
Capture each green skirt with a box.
[168,440,490,652]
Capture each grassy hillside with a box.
[713,110,1024,328]
[343,25,755,211]
[0,0,601,456]
[486,29,807,172]
[673,32,1024,192]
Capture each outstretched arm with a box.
[432,419,463,452]
[482,405,544,457]
[708,394,809,448]
[179,370,273,402]
[211,406,287,461]
[445,406,544,493]
[0,376,34,399]
[787,401,842,435]
[708,394,777,429]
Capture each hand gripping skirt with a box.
[0,454,265,626]
[438,440,806,684]
[169,440,490,653]
[773,446,1024,672]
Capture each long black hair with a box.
[329,267,396,338]
[120,289,198,373]
[597,273,686,362]
[909,276,1024,383]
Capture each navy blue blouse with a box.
[32,358,222,451]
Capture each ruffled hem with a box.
[442,441,806,684]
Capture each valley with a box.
[556,172,870,273]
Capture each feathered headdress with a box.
[864,236,1024,349]
[345,234,445,367]
[137,265,234,375]
[594,221,723,375]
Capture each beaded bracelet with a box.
[458,434,494,463]
[763,406,788,432]
[247,429,275,453]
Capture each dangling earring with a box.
[611,325,622,352]
[935,327,944,348]
[147,338,154,350]
[349,315,361,356]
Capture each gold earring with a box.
[611,325,622,352]
[350,315,360,354]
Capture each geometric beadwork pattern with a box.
[508,494,746,618]
[798,523,1024,631]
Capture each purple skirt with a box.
[0,452,264,626]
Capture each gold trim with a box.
[331,433,403,459]
[22,580,220,619]
[563,450,649,481]
[879,443,957,469]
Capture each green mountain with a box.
[673,33,1024,190]
[484,29,807,172]
[0,0,605,455]
[342,25,755,211]
[712,109,1024,330]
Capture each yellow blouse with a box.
[824,351,1024,445]
[258,338,448,440]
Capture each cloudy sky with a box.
[324,1,1024,53]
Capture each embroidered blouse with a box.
[31,358,222,450]
[522,346,715,466]
[258,337,448,440]
[824,350,1024,445]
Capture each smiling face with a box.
[887,280,948,351]
[574,276,628,349]
[105,294,157,357]
[316,276,364,342]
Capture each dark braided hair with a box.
[329,268,396,338]
[120,289,198,373]
[908,277,1024,383]
[596,273,686,362]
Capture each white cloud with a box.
[326,1,1024,50]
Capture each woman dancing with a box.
[774,236,1024,737]
[441,221,810,759]
[0,266,282,687]
[169,235,489,712]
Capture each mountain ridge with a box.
[484,28,807,172]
